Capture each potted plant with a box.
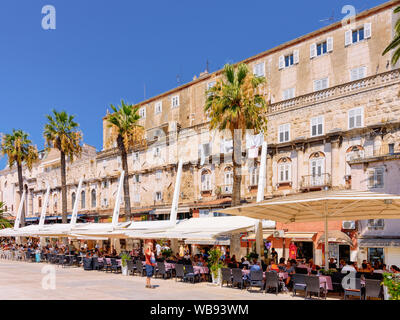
[161,248,173,259]
[246,251,259,261]
[207,248,225,285]
[383,272,400,300]
[120,252,131,276]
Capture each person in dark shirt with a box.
[270,248,278,263]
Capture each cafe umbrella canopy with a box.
[220,190,400,269]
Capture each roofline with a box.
[102,0,400,120]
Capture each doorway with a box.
[294,241,314,262]
[339,245,350,263]
[368,248,384,264]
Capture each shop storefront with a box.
[358,238,400,266]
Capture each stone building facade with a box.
[1,0,400,265]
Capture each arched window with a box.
[91,189,96,208]
[81,191,85,209]
[278,157,292,183]
[201,170,211,191]
[71,192,76,208]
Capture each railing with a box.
[269,69,400,114]
[300,173,331,190]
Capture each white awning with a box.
[284,232,316,240]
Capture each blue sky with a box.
[0,0,388,168]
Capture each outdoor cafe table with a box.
[97,257,122,266]
[242,269,288,280]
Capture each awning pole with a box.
[324,199,329,270]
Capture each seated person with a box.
[267,259,279,272]
[278,258,287,271]
[328,258,337,269]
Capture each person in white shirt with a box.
[341,261,357,274]
[155,243,161,257]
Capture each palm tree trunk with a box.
[117,135,131,221]
[232,129,242,207]
[60,150,68,224]
[17,163,25,227]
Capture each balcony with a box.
[300,173,331,191]
[269,69,400,115]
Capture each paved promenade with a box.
[0,260,314,300]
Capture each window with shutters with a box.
[171,95,180,108]
[285,54,294,67]
[345,23,371,46]
[132,152,139,162]
[153,146,161,157]
[278,163,291,183]
[367,168,384,189]
[310,38,333,59]
[139,107,146,119]
[133,174,140,183]
[91,189,96,208]
[278,123,290,143]
[348,107,364,129]
[313,77,329,91]
[253,62,265,77]
[282,88,295,100]
[310,116,324,137]
[155,101,162,114]
[350,66,367,81]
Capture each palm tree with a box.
[383,6,400,65]
[205,63,268,206]
[0,202,12,229]
[43,110,82,224]
[106,100,146,220]
[1,130,38,227]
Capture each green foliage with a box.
[246,251,259,261]
[383,6,400,65]
[0,202,12,229]
[120,252,132,267]
[207,248,225,278]
[1,129,38,171]
[319,269,337,276]
[43,109,82,161]
[383,272,400,300]
[161,248,173,258]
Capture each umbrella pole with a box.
[324,202,329,270]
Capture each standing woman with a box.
[145,242,156,289]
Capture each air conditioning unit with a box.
[342,220,356,230]
[273,230,285,238]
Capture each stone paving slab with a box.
[0,260,337,300]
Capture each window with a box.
[350,66,367,81]
[155,170,162,180]
[310,38,333,58]
[133,174,141,183]
[345,23,371,46]
[171,95,180,108]
[201,170,211,191]
[155,101,162,114]
[134,194,140,203]
[153,146,161,158]
[310,157,325,186]
[278,50,299,69]
[38,197,42,208]
[81,191,85,209]
[313,78,329,91]
[389,143,395,155]
[368,168,384,189]
[207,81,216,90]
[71,192,76,208]
[139,107,146,118]
[102,198,108,207]
[278,123,290,143]
[278,163,291,183]
[249,164,259,186]
[253,62,265,77]
[102,180,109,188]
[224,167,233,193]
[91,189,96,208]
[282,88,295,100]
[132,152,139,162]
[368,219,384,230]
[155,191,162,201]
[348,107,364,129]
[310,116,324,137]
